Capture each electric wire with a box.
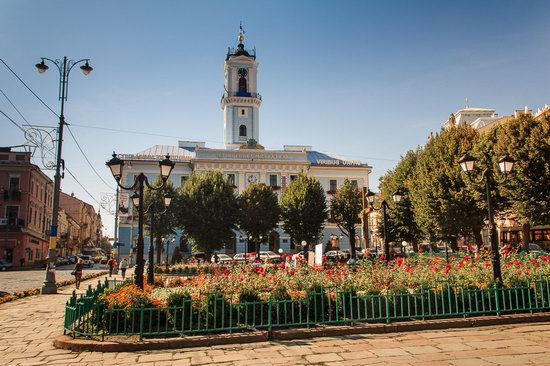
[0,88,31,125]
[1,58,115,194]
[65,124,115,190]
[1,109,113,214]
[0,58,59,117]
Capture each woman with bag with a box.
[72,258,84,289]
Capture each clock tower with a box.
[221,25,262,149]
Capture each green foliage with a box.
[175,170,240,257]
[330,179,362,258]
[409,125,484,246]
[379,149,422,247]
[239,183,280,250]
[280,172,328,248]
[494,115,550,226]
[144,176,178,261]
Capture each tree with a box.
[143,176,178,264]
[493,114,550,249]
[409,124,484,250]
[239,183,281,257]
[175,170,240,259]
[280,173,328,251]
[330,179,362,259]
[379,149,423,251]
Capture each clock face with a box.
[247,174,258,183]
[238,68,248,78]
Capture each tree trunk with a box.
[349,227,356,258]
[473,227,483,248]
[412,240,418,253]
[156,235,162,264]
[523,222,531,251]
[449,236,458,252]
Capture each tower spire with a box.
[238,22,245,44]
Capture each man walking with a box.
[107,256,116,277]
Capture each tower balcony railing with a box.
[221,91,262,101]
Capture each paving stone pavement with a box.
[3,275,550,365]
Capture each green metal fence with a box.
[64,276,550,340]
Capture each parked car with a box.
[211,253,233,263]
[0,259,13,271]
[232,253,248,263]
[56,257,70,266]
[528,243,546,256]
[325,250,350,263]
[100,256,109,265]
[66,255,77,264]
[78,255,94,268]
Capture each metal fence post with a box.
[139,305,145,341]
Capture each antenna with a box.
[465,97,469,108]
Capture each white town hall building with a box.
[115,28,372,260]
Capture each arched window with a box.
[239,125,247,137]
[238,77,247,93]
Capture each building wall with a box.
[0,150,51,266]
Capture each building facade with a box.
[59,192,103,252]
[0,148,52,267]
[115,29,373,261]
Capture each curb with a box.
[54,312,550,352]
[54,331,269,352]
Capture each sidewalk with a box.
[3,268,550,365]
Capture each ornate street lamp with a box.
[106,153,175,289]
[365,189,402,262]
[458,153,515,284]
[37,56,93,295]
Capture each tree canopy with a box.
[143,176,178,263]
[379,148,422,250]
[239,182,281,255]
[330,179,362,258]
[409,124,484,248]
[174,170,240,258]
[280,172,328,249]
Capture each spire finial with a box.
[238,21,245,44]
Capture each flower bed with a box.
[68,255,550,339]
[0,270,108,305]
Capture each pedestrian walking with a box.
[107,256,116,277]
[72,258,84,289]
[119,258,128,280]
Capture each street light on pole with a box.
[365,189,403,262]
[106,153,175,289]
[458,153,514,284]
[37,56,93,295]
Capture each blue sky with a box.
[2,0,549,236]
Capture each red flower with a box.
[463,255,471,261]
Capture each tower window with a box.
[238,77,247,93]
[330,180,337,192]
[239,125,247,137]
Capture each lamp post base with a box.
[41,250,58,294]
[41,265,58,294]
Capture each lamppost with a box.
[106,153,175,289]
[365,189,403,262]
[131,191,172,285]
[36,56,93,295]
[458,153,514,284]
